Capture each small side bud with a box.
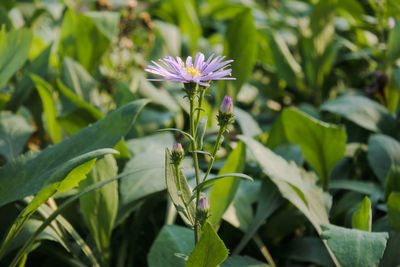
[220,96,233,114]
[171,143,184,166]
[217,95,234,126]
[196,196,210,228]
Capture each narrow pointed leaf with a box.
[352,196,372,231]
[193,173,253,192]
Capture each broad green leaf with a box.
[282,108,347,190]
[84,11,120,41]
[387,19,400,62]
[320,224,388,267]
[379,232,400,267]
[239,136,330,234]
[0,153,108,261]
[387,192,400,232]
[221,256,270,267]
[0,99,148,207]
[0,112,33,161]
[384,165,400,199]
[284,237,334,267]
[209,142,246,227]
[193,173,253,192]
[330,180,383,200]
[195,116,207,150]
[147,225,194,267]
[0,28,33,88]
[31,74,62,144]
[233,178,282,254]
[234,107,262,138]
[118,151,166,223]
[80,155,118,264]
[225,8,257,95]
[59,10,110,73]
[352,196,372,231]
[264,30,304,89]
[321,95,396,135]
[57,79,103,120]
[186,222,229,267]
[165,148,196,226]
[368,134,400,184]
[7,44,52,111]
[60,57,101,114]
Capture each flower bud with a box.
[196,196,210,228]
[217,96,234,126]
[198,196,210,212]
[220,96,234,114]
[171,143,184,166]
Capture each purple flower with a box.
[198,196,210,211]
[144,52,235,87]
[220,96,233,114]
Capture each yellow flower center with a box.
[184,64,200,77]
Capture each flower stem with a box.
[189,96,201,244]
[202,125,226,183]
[194,89,206,130]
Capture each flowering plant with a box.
[145,53,253,251]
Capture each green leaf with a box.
[186,222,229,267]
[193,173,253,192]
[0,112,33,162]
[147,225,194,267]
[233,179,282,254]
[234,107,262,138]
[384,165,400,199]
[352,196,372,231]
[387,192,400,232]
[80,154,118,264]
[321,95,396,135]
[209,142,246,227]
[195,116,207,150]
[59,10,110,73]
[221,256,270,267]
[0,99,148,207]
[387,19,400,61]
[330,180,383,199]
[0,28,33,88]
[0,151,111,261]
[31,74,62,144]
[7,44,52,111]
[320,224,388,267]
[282,108,347,190]
[368,134,400,184]
[84,11,120,41]
[165,148,196,226]
[57,79,103,120]
[225,8,257,94]
[238,136,330,234]
[60,57,101,114]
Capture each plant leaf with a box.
[321,95,396,135]
[320,224,388,267]
[368,134,400,184]
[387,192,400,232]
[0,99,149,207]
[384,165,400,199]
[186,222,229,267]
[165,148,196,226]
[195,116,207,150]
[31,74,62,144]
[193,173,253,192]
[282,108,347,190]
[209,142,246,227]
[80,154,118,264]
[352,196,372,231]
[147,225,194,267]
[0,112,33,162]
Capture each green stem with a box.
[202,125,225,183]
[194,89,206,130]
[175,164,194,225]
[189,96,201,244]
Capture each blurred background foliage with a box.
[1,0,400,266]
